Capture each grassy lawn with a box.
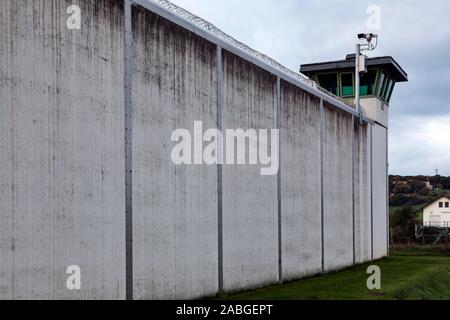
[218,247,450,300]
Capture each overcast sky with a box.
[168,0,450,176]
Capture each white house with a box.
[423,195,450,227]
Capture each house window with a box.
[340,73,354,97]
[439,202,444,208]
[317,73,338,96]
[446,202,449,208]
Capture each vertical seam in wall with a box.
[352,116,356,265]
[124,0,133,301]
[277,77,282,284]
[320,99,325,273]
[370,124,374,261]
[216,46,224,293]
[386,128,389,255]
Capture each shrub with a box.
[391,206,418,228]
[418,187,430,196]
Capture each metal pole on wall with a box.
[216,46,224,294]
[370,125,374,261]
[355,33,377,125]
[277,77,283,284]
[355,44,361,125]
[352,115,356,265]
[320,98,325,273]
[386,129,390,254]
[124,0,134,301]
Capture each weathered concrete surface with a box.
[221,51,278,292]
[280,82,322,280]
[0,0,126,299]
[372,124,388,259]
[322,104,354,272]
[131,7,218,299]
[1,0,386,300]
[354,124,372,263]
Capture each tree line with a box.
[389,175,450,206]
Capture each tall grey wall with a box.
[221,51,279,292]
[0,0,126,299]
[131,7,218,299]
[372,124,388,259]
[280,82,322,280]
[0,0,388,300]
[322,104,354,272]
[354,124,372,263]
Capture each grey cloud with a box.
[170,0,450,175]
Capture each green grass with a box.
[217,248,450,300]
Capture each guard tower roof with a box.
[300,54,408,82]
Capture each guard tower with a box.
[301,53,408,259]
[300,54,408,128]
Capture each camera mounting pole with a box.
[355,42,362,125]
[355,33,378,125]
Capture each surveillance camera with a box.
[357,33,377,43]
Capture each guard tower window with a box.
[317,73,338,96]
[376,71,386,97]
[340,73,354,97]
[387,82,396,103]
[382,79,394,102]
[359,70,377,96]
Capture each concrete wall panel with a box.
[221,51,278,292]
[1,0,385,300]
[354,123,372,263]
[0,0,126,299]
[131,7,218,299]
[372,124,388,259]
[280,82,322,280]
[323,104,353,272]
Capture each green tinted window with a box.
[383,79,394,101]
[387,82,395,103]
[317,73,338,95]
[376,72,385,96]
[359,70,377,96]
[341,73,354,97]
[380,78,392,101]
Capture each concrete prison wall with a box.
[322,103,354,272]
[220,51,279,293]
[354,123,373,264]
[372,125,389,259]
[131,6,219,300]
[0,0,388,299]
[0,0,126,299]
[280,82,322,281]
